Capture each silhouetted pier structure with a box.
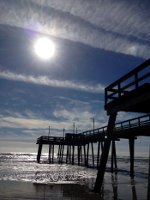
[94,58,150,192]
[36,59,150,193]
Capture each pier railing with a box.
[37,114,150,144]
[114,114,150,131]
[79,114,150,138]
[105,59,150,105]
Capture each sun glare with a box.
[34,37,55,60]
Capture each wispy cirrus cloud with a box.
[0,70,104,94]
[0,106,107,135]
[0,114,57,130]
[0,0,150,58]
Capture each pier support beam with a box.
[69,145,71,163]
[72,145,75,165]
[58,145,63,163]
[86,143,89,167]
[147,147,150,200]
[94,113,117,193]
[66,145,69,164]
[66,145,71,164]
[111,140,117,173]
[49,144,52,163]
[37,143,43,163]
[97,141,100,169]
[83,145,87,166]
[52,145,54,163]
[80,146,83,164]
[91,143,95,167]
[60,145,64,163]
[78,146,81,165]
[129,138,135,177]
[58,145,61,162]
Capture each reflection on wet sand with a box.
[32,175,142,200]
[131,179,137,200]
[110,175,138,200]
[33,183,101,200]
[111,174,118,200]
[33,176,139,200]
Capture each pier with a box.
[36,59,150,193]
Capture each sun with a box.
[34,37,55,60]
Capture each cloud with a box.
[0,108,89,131]
[0,70,105,93]
[0,110,75,129]
[53,107,108,131]
[53,109,92,122]
[0,109,142,140]
[0,99,108,136]
[0,0,150,58]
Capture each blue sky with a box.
[0,0,149,154]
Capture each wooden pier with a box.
[36,59,150,193]
[94,58,150,192]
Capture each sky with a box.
[0,0,149,154]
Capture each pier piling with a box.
[129,138,135,177]
[94,113,117,193]
[111,140,117,173]
[37,143,42,163]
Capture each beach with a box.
[0,153,149,199]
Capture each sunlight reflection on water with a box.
[0,153,149,199]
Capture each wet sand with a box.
[0,174,148,200]
[0,181,100,200]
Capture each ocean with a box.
[0,153,149,200]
